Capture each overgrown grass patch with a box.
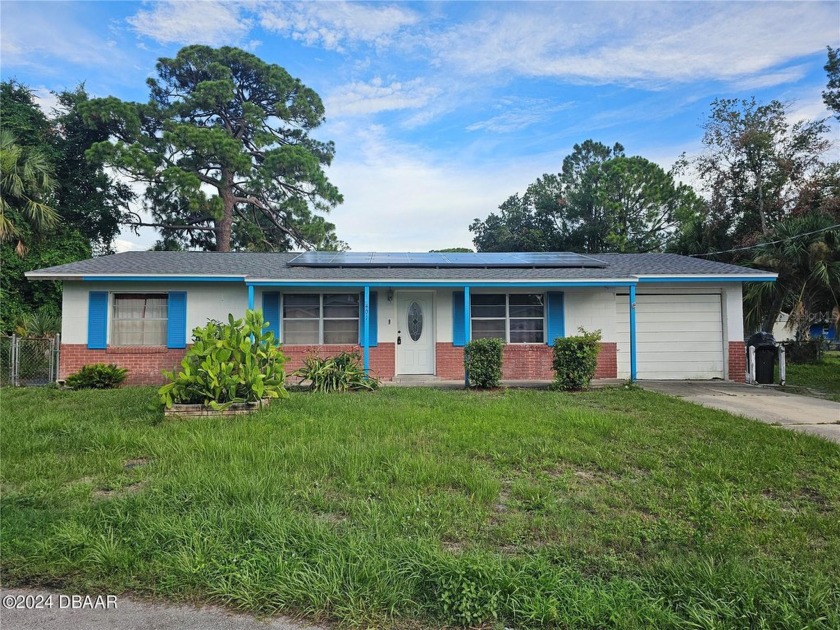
[2,386,839,628]
[780,351,840,402]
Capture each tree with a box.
[744,212,840,334]
[0,130,59,256]
[51,86,135,254]
[83,45,343,252]
[824,46,840,120]
[691,98,832,249]
[470,141,698,253]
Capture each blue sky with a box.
[2,1,838,252]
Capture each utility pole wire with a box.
[689,223,840,258]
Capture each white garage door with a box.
[616,293,724,380]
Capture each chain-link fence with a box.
[0,335,60,386]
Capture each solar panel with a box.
[288,252,607,268]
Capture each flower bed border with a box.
[164,399,272,417]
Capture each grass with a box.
[1,386,839,628]
[780,351,840,402]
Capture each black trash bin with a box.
[748,332,776,384]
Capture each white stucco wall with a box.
[62,281,249,345]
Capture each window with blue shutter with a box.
[166,291,187,349]
[87,291,108,349]
[546,292,565,346]
[452,290,465,346]
[263,292,280,343]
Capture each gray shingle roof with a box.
[25,251,776,282]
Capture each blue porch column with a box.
[463,286,471,386]
[363,285,371,375]
[248,284,255,311]
[629,284,637,382]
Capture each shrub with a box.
[158,310,288,410]
[464,338,504,388]
[294,351,379,392]
[551,328,602,391]
[782,340,824,364]
[66,363,128,390]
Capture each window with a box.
[471,293,544,343]
[283,294,359,345]
[112,294,168,346]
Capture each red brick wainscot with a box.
[60,345,188,386]
[283,343,396,382]
[728,341,747,383]
[435,342,618,381]
[62,343,398,386]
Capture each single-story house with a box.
[25,251,776,385]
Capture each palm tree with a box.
[0,130,60,256]
[745,212,840,336]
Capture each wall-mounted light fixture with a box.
[387,288,394,302]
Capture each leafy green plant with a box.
[14,306,61,338]
[158,310,288,410]
[464,338,504,388]
[65,363,127,389]
[551,328,602,391]
[294,351,379,392]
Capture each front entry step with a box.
[391,375,440,385]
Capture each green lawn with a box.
[781,351,840,402]
[1,386,839,628]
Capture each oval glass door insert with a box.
[407,301,423,341]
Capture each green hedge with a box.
[464,338,504,388]
[551,329,602,391]
[66,363,128,389]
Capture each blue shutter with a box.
[368,292,378,347]
[452,291,465,347]
[263,292,280,344]
[166,291,187,349]
[546,292,565,346]
[87,291,108,349]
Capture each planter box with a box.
[164,398,272,417]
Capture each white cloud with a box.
[128,1,251,46]
[113,237,153,253]
[258,1,419,52]
[466,99,576,133]
[428,2,838,86]
[0,2,129,70]
[324,126,565,251]
[326,77,440,117]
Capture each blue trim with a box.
[167,291,187,349]
[363,286,371,374]
[246,280,636,288]
[637,276,775,283]
[464,287,471,387]
[369,292,378,347]
[87,291,108,349]
[248,285,254,311]
[262,292,280,343]
[83,276,244,282]
[452,291,466,347]
[546,292,565,346]
[629,285,637,382]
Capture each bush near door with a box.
[464,338,504,388]
[552,329,602,391]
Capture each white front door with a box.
[396,291,435,374]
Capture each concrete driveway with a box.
[0,588,326,630]
[640,381,840,444]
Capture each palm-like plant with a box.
[0,130,60,256]
[745,213,840,336]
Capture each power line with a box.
[689,223,840,258]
